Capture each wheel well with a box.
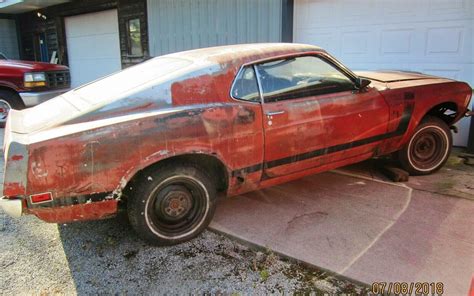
[0,86,18,96]
[124,153,229,198]
[424,102,458,126]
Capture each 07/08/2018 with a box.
[371,281,444,295]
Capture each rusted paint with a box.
[3,182,26,197]
[28,200,118,223]
[2,43,472,223]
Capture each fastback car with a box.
[1,44,471,245]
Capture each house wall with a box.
[147,0,283,57]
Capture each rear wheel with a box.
[0,90,25,127]
[398,116,452,175]
[127,164,217,245]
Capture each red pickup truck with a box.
[0,53,70,125]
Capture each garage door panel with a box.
[428,0,473,19]
[380,29,414,55]
[66,34,121,59]
[425,26,464,56]
[0,19,19,59]
[339,0,376,23]
[294,0,473,146]
[341,31,370,56]
[381,1,418,20]
[65,10,119,37]
[69,59,119,81]
[65,9,121,88]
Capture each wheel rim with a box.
[0,99,11,124]
[145,176,209,239]
[408,126,448,171]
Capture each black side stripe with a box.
[231,163,263,177]
[232,103,414,176]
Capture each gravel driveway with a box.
[1,203,367,295]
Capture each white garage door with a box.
[294,0,473,146]
[65,10,121,88]
[0,19,19,59]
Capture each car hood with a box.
[354,70,443,83]
[0,59,69,72]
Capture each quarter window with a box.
[231,66,260,102]
[255,56,355,103]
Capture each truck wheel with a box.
[0,90,25,127]
[127,164,217,245]
[398,116,452,175]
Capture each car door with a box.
[256,54,389,177]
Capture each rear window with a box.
[73,57,192,105]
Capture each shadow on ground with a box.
[56,216,265,294]
[55,215,366,294]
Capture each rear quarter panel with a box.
[26,103,263,200]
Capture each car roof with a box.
[166,43,325,66]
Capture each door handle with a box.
[265,110,285,116]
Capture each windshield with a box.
[0,53,7,60]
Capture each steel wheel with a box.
[0,99,11,125]
[409,128,447,170]
[398,116,452,175]
[0,90,25,128]
[128,164,217,245]
[145,176,209,239]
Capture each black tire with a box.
[0,89,25,127]
[398,116,452,175]
[127,164,217,245]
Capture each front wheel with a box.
[127,164,217,245]
[0,90,25,127]
[398,116,452,175]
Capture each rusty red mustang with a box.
[1,44,472,244]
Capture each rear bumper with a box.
[19,88,70,107]
[0,196,23,217]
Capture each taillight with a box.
[30,192,53,204]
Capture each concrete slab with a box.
[210,170,474,295]
[342,152,474,201]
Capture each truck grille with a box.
[46,71,71,89]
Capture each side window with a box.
[255,56,355,103]
[231,66,260,102]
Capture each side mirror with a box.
[356,77,371,89]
